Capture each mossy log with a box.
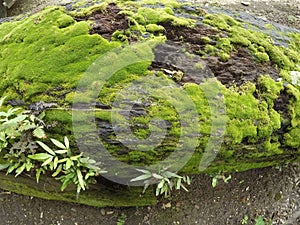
[0,0,300,206]
[0,172,156,207]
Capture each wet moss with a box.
[0,0,299,185]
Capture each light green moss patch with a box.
[69,2,108,17]
[202,13,300,69]
[119,2,195,29]
[0,7,119,102]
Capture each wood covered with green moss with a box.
[0,0,300,205]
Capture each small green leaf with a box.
[224,175,231,183]
[180,184,189,192]
[70,154,82,161]
[155,186,160,196]
[29,114,35,122]
[29,153,52,160]
[57,158,68,163]
[36,141,55,156]
[64,136,69,149]
[136,168,151,174]
[255,216,265,225]
[142,183,150,193]
[212,177,218,188]
[25,161,33,171]
[7,163,19,174]
[164,171,181,178]
[54,150,68,154]
[4,114,27,125]
[53,156,58,169]
[60,179,70,191]
[176,178,182,190]
[41,156,53,167]
[36,168,44,183]
[15,163,26,177]
[152,173,164,180]
[76,169,85,191]
[65,159,73,170]
[0,96,7,107]
[85,171,95,180]
[130,173,152,182]
[52,164,62,177]
[50,138,66,149]
[157,179,165,189]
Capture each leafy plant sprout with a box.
[0,96,106,198]
[130,167,191,197]
[212,174,231,188]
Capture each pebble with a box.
[241,1,250,6]
[100,209,106,216]
[162,202,172,209]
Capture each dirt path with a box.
[1,0,300,225]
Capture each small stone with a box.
[162,202,172,209]
[106,211,114,215]
[241,2,250,6]
[100,209,106,216]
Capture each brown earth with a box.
[1,0,300,225]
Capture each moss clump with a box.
[254,52,270,63]
[0,7,118,103]
[202,13,300,70]
[203,14,238,31]
[124,6,195,27]
[257,75,284,107]
[69,2,108,17]
[284,84,300,148]
[146,24,165,33]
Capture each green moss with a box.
[265,23,275,30]
[201,13,299,70]
[200,36,210,44]
[257,75,284,108]
[203,14,231,31]
[204,44,217,54]
[56,14,75,28]
[255,52,270,63]
[284,84,300,148]
[69,2,108,17]
[0,7,118,103]
[129,6,194,27]
[218,51,230,61]
[140,0,181,8]
[146,24,165,33]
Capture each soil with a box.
[159,22,280,86]
[75,4,128,40]
[1,0,300,225]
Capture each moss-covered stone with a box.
[0,0,300,206]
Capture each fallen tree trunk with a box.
[0,0,300,206]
